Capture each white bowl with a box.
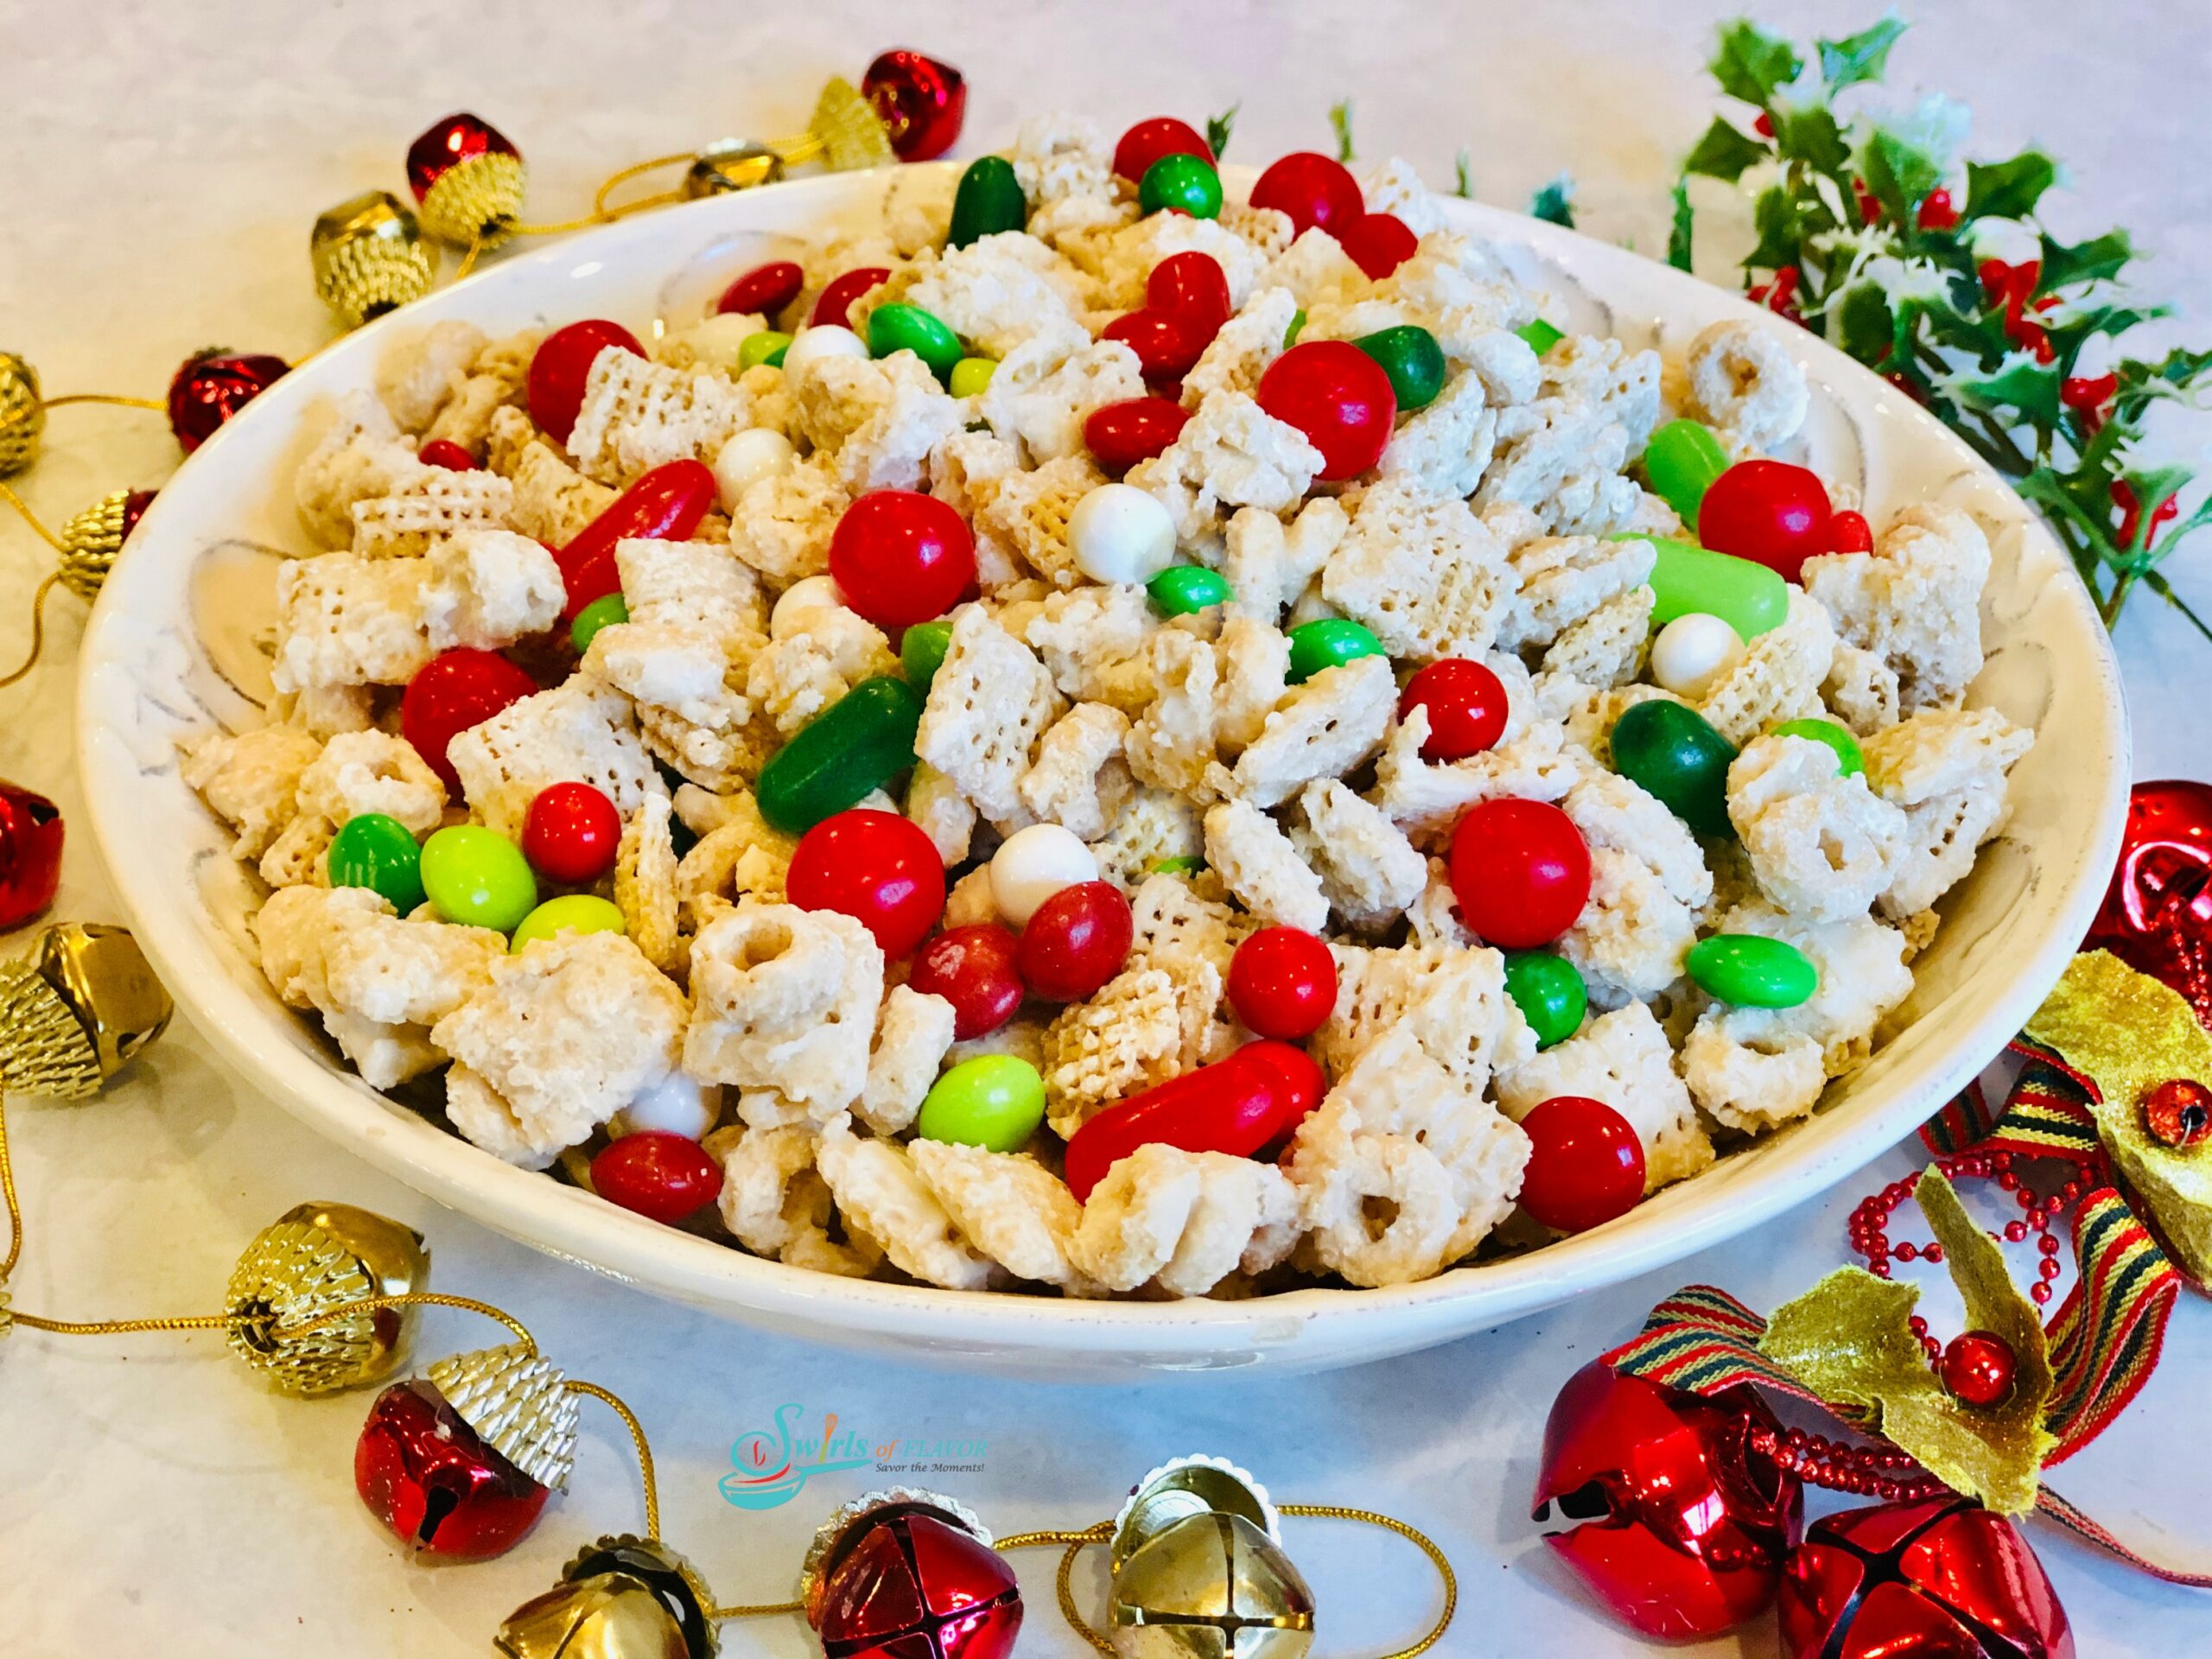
[75,165,2129,1380]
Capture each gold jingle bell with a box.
[54,487,155,604]
[497,1535,718,1659]
[225,1202,430,1395]
[425,1341,581,1491]
[0,922,173,1100]
[0,351,41,476]
[1110,1457,1316,1659]
[683,141,785,199]
[311,190,436,330]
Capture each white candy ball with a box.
[1649,612,1746,700]
[779,323,869,380]
[1068,483,1176,586]
[770,573,847,632]
[676,311,767,374]
[613,1071,723,1141]
[989,823,1099,928]
[715,427,797,511]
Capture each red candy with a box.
[811,265,892,330]
[716,259,804,319]
[828,490,977,632]
[1084,397,1191,469]
[1337,212,1418,279]
[1146,251,1231,340]
[555,458,718,620]
[1103,309,1203,383]
[1698,459,1834,583]
[1450,798,1591,949]
[416,438,476,471]
[1228,926,1338,1040]
[522,782,621,886]
[1113,117,1214,182]
[785,809,947,958]
[1827,509,1873,554]
[1063,1040,1323,1201]
[1249,151,1364,236]
[910,923,1025,1039]
[526,319,644,445]
[1256,340,1396,480]
[402,648,540,791]
[589,1132,724,1224]
[1399,658,1509,761]
[1517,1095,1646,1233]
[1014,880,1132,1002]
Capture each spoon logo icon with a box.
[719,1403,874,1510]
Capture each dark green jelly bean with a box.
[1353,325,1446,412]
[1516,318,1565,354]
[1286,617,1387,684]
[757,676,924,834]
[900,618,955,691]
[327,812,426,913]
[1139,153,1224,219]
[1643,418,1732,522]
[949,155,1027,248]
[1687,933,1819,1009]
[1641,536,1789,639]
[569,592,628,654]
[867,302,963,383]
[1147,565,1232,616]
[1611,699,1738,838]
[1772,716,1866,778]
[1504,951,1587,1050]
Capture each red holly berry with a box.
[910,924,1025,1039]
[1113,117,1215,182]
[1979,258,2041,308]
[417,438,477,471]
[1145,251,1231,342]
[522,782,621,886]
[1103,309,1204,383]
[1084,397,1191,469]
[715,260,804,319]
[1227,926,1338,1040]
[1249,151,1364,236]
[527,320,644,444]
[1745,264,1802,321]
[1517,1095,1646,1233]
[2063,372,2118,410]
[1449,798,1591,950]
[167,351,289,453]
[1827,509,1873,555]
[1337,212,1418,279]
[1939,1331,2018,1408]
[828,490,977,631]
[1255,340,1396,480]
[2113,479,2180,549]
[1752,111,1776,139]
[402,649,540,791]
[861,49,968,162]
[810,266,891,330]
[1916,188,1959,231]
[590,1132,723,1224]
[1853,177,1882,225]
[785,809,947,958]
[1398,658,1510,761]
[1698,459,1834,583]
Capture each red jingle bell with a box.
[861,50,968,162]
[2082,779,2212,1029]
[0,780,65,931]
[1534,1360,1803,1640]
[167,351,288,453]
[355,1378,552,1561]
[1778,1497,2074,1659]
[805,1493,1023,1659]
[405,112,526,248]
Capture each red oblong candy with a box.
[1084,397,1191,470]
[911,923,1026,1039]
[402,649,540,791]
[828,490,977,632]
[417,438,477,471]
[555,458,718,621]
[1338,212,1418,279]
[1698,459,1834,583]
[716,260,804,319]
[1249,151,1363,236]
[527,320,644,445]
[1103,309,1203,383]
[590,1132,724,1224]
[1256,340,1396,480]
[1113,117,1214,182]
[1145,251,1231,340]
[1063,1040,1318,1201]
[811,266,892,330]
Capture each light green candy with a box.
[1642,536,1789,639]
[916,1056,1046,1153]
[1773,717,1866,778]
[511,894,627,953]
[738,330,792,372]
[948,356,998,398]
[420,826,539,933]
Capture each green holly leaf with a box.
[1206,103,1240,162]
[1945,353,2064,428]
[1530,174,1576,229]
[1818,15,1908,91]
[1329,98,1356,163]
[1684,116,1769,181]
[1859,127,1942,223]
[1668,177,1694,272]
[2117,346,2212,413]
[1965,151,2057,220]
[1454,148,1474,199]
[1834,283,1898,365]
[1712,18,1803,106]
[1745,183,1807,270]
[1771,104,1851,174]
[2039,229,2133,290]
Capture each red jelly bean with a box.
[1697,459,1834,584]
[828,490,977,632]
[1249,151,1364,236]
[1103,309,1203,383]
[715,259,804,319]
[522,781,622,886]
[1063,1040,1322,1201]
[555,458,719,621]
[811,265,892,330]
[1113,117,1214,182]
[1827,509,1873,554]
[1146,251,1231,341]
[1228,926,1338,1040]
[785,809,947,958]
[1398,658,1510,761]
[1516,1095,1645,1233]
[402,649,539,791]
[590,1132,723,1224]
[1015,880,1133,1002]
[1337,212,1418,279]
[1450,798,1590,950]
[1084,397,1191,469]
[417,438,477,471]
[527,320,644,445]
[1256,340,1396,480]
[910,923,1025,1039]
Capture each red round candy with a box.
[1103,309,1203,383]
[1518,1095,1646,1233]
[402,648,539,791]
[417,438,477,471]
[1337,212,1418,279]
[1145,251,1231,340]
[1450,798,1591,949]
[590,1132,723,1224]
[910,923,1025,1039]
[1015,880,1134,1002]
[1399,658,1510,761]
[528,320,644,445]
[716,259,805,319]
[1113,117,1214,182]
[1256,340,1397,480]
[811,265,892,330]
[1697,459,1834,583]
[1228,926,1338,1040]
[1084,397,1191,470]
[785,809,947,958]
[522,781,621,885]
[1249,151,1364,236]
[1827,508,1873,554]
[1940,1331,2018,1408]
[828,491,977,632]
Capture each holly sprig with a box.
[1674,16,2212,633]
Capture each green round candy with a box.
[737,329,791,372]
[511,893,628,954]
[1643,419,1732,522]
[756,675,924,835]
[867,302,963,382]
[1285,308,1306,346]
[900,618,955,691]
[1503,951,1587,1050]
[1611,699,1738,838]
[1516,318,1565,355]
[569,591,629,654]
[327,813,426,914]
[1353,325,1446,412]
[1772,717,1866,778]
[949,155,1027,248]
[916,1056,1047,1153]
[419,825,539,932]
[1687,933,1819,1009]
[948,356,998,398]
[1643,537,1789,639]
[1286,617,1386,684]
[1138,153,1224,219]
[1147,565,1232,616]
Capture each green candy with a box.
[1516,318,1565,354]
[868,302,963,383]
[1687,933,1819,1009]
[900,618,955,691]
[511,893,627,954]
[1285,308,1306,346]
[1643,537,1789,639]
[327,812,426,914]
[948,356,998,398]
[738,329,792,372]
[916,1055,1047,1153]
[419,825,538,933]
[1147,565,1232,616]
[1353,324,1446,412]
[1773,716,1866,778]
[1286,617,1386,684]
[1139,153,1223,219]
[1643,419,1732,522]
[1149,855,1205,875]
[1611,699,1738,838]
[949,155,1027,248]
[1503,951,1587,1051]
[569,592,629,654]
[757,675,924,835]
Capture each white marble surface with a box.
[2,2,2208,1653]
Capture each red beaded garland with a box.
[1227,925,1338,1040]
[716,260,805,319]
[861,49,968,162]
[2143,1077,2212,1148]
[527,319,644,444]
[589,1131,724,1224]
[402,648,541,791]
[355,1378,551,1560]
[1103,309,1203,383]
[1449,797,1591,949]
[1113,117,1214,182]
[167,351,288,453]
[811,266,892,330]
[1145,251,1231,341]
[522,782,622,886]
[417,437,477,471]
[1940,1331,2018,1408]
[1336,212,1418,279]
[1255,340,1396,481]
[1698,459,1834,583]
[1084,397,1190,469]
[1014,880,1133,1002]
[828,490,977,631]
[910,924,1025,1040]
[1517,1095,1646,1233]
[785,809,947,958]
[1399,658,1510,761]
[1249,150,1363,236]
